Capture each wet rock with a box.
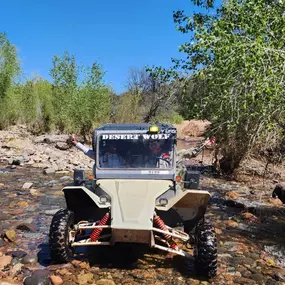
[226,191,240,199]
[4,229,16,242]
[96,279,115,285]
[17,201,29,207]
[7,250,27,258]
[0,183,4,187]
[241,212,258,223]
[30,189,40,196]
[235,276,257,284]
[22,182,33,189]
[224,199,246,208]
[251,273,265,283]
[273,272,285,282]
[56,268,72,276]
[23,269,50,285]
[78,261,90,270]
[266,279,279,285]
[11,262,23,274]
[16,223,37,232]
[11,257,21,266]
[21,254,38,264]
[0,213,10,220]
[77,272,94,284]
[0,239,5,247]
[10,209,25,215]
[50,275,63,285]
[44,209,60,215]
[269,197,283,206]
[224,220,239,228]
[0,255,13,269]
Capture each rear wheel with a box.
[49,209,75,263]
[194,221,217,278]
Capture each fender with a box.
[62,186,111,209]
[155,189,211,211]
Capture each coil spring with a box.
[153,215,172,240]
[90,212,110,241]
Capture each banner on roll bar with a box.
[101,134,171,140]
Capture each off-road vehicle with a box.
[48,123,217,277]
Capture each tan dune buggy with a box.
[48,123,217,277]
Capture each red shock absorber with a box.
[153,214,177,250]
[90,212,110,241]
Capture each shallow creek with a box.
[1,160,285,284]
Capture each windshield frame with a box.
[95,132,176,171]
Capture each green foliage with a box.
[154,111,184,124]
[153,0,285,173]
[0,32,20,100]
[50,51,111,135]
[0,35,112,134]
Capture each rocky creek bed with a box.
[1,125,285,284]
[1,162,285,285]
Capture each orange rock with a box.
[256,259,266,265]
[9,202,17,208]
[241,212,258,222]
[266,259,276,266]
[221,273,234,282]
[57,268,72,276]
[71,259,81,266]
[269,198,283,206]
[143,270,156,279]
[224,220,239,228]
[79,261,90,270]
[17,201,28,207]
[226,191,240,199]
[50,275,63,285]
[215,227,222,234]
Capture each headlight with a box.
[99,195,108,204]
[159,198,168,206]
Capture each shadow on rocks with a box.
[37,242,52,267]
[83,243,199,279]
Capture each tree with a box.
[0,33,20,100]
[50,51,79,131]
[124,67,184,123]
[50,51,111,135]
[154,0,285,173]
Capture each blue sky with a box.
[0,0,205,93]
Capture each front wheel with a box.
[49,209,75,263]
[194,221,217,278]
